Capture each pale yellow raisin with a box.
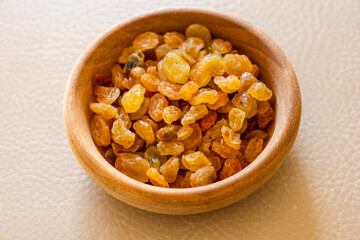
[247,82,272,101]
[181,151,211,171]
[163,51,190,84]
[228,108,246,131]
[121,84,146,113]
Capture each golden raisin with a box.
[203,118,228,142]
[217,101,235,113]
[183,123,203,152]
[208,151,223,171]
[163,51,190,84]
[111,64,125,89]
[148,93,169,122]
[90,115,111,146]
[140,73,160,92]
[232,92,257,118]
[245,138,264,162]
[180,81,200,101]
[112,134,144,154]
[251,64,260,78]
[155,124,180,142]
[157,59,168,81]
[117,107,132,129]
[155,44,172,61]
[243,130,269,140]
[256,107,275,129]
[164,31,185,49]
[157,140,184,156]
[228,108,246,131]
[111,119,136,149]
[185,24,212,45]
[207,91,229,110]
[133,32,159,51]
[211,39,232,54]
[200,53,225,77]
[257,100,271,114]
[159,156,180,183]
[117,46,135,64]
[247,82,272,101]
[158,81,182,100]
[115,153,150,182]
[89,102,118,120]
[223,54,253,77]
[213,75,241,93]
[221,126,241,150]
[181,151,211,171]
[144,60,158,70]
[190,166,217,187]
[121,84,146,113]
[130,67,145,84]
[176,125,193,140]
[144,145,167,169]
[189,62,211,87]
[140,115,159,131]
[147,168,169,187]
[179,37,205,58]
[133,120,155,144]
[181,104,209,126]
[125,50,145,69]
[219,157,242,180]
[189,88,219,105]
[129,97,150,121]
[199,110,217,132]
[211,137,234,159]
[162,105,182,124]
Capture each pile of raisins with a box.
[89,24,274,188]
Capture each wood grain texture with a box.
[63,8,301,215]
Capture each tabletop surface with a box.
[0,0,359,239]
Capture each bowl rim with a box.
[64,7,301,208]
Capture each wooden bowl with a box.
[63,8,301,215]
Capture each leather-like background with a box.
[0,0,359,239]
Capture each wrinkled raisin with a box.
[133,32,159,51]
[115,153,150,182]
[148,93,168,122]
[121,84,146,113]
[159,156,180,183]
[190,166,216,187]
[90,115,111,146]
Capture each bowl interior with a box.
[64,9,300,214]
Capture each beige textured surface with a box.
[0,0,359,239]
